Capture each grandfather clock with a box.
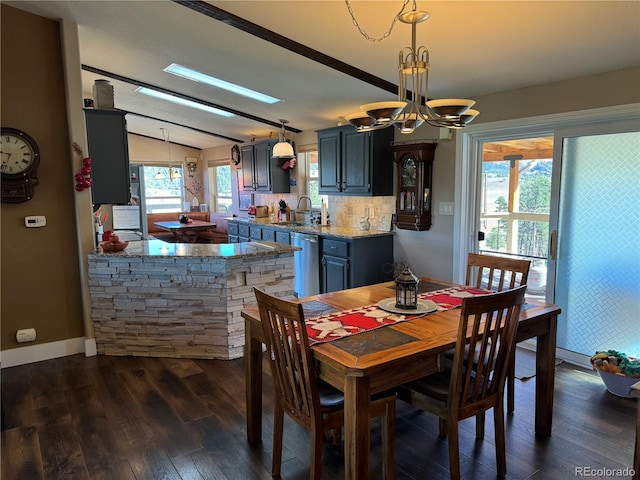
[392,142,437,230]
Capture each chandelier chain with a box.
[345,0,414,42]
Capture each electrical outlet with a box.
[369,206,375,218]
[364,208,370,217]
[16,328,36,343]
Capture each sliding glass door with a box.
[458,106,640,360]
[550,125,640,357]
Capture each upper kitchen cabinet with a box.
[240,140,290,193]
[84,109,131,205]
[317,125,394,196]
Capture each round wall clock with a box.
[231,144,241,165]
[1,127,41,203]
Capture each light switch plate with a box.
[439,202,454,215]
[25,215,46,227]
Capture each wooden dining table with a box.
[153,220,216,243]
[241,278,561,479]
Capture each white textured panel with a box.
[556,131,640,357]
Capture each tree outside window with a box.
[208,164,232,213]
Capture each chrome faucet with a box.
[296,195,312,212]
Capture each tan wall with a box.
[473,67,640,124]
[1,5,84,350]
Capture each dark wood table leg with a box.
[535,313,558,437]
[245,319,262,444]
[344,375,371,479]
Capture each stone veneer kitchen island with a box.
[88,239,297,359]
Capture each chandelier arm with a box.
[345,0,411,42]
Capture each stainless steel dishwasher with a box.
[291,232,320,298]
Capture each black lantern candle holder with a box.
[395,265,419,309]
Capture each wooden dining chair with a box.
[253,288,396,480]
[397,285,526,480]
[465,252,531,417]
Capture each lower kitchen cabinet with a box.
[249,225,262,240]
[228,222,239,243]
[321,235,393,293]
[262,227,276,242]
[322,254,350,293]
[227,221,291,245]
[238,224,250,242]
[275,230,290,244]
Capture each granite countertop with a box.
[227,218,394,239]
[91,239,299,258]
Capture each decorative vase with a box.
[191,196,199,208]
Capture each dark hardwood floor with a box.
[1,349,636,479]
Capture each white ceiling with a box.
[7,1,640,150]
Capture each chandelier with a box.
[344,1,479,134]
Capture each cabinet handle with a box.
[336,182,340,190]
[321,257,326,265]
[341,181,347,191]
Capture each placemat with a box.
[306,285,490,345]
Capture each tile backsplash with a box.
[254,193,395,230]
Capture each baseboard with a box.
[85,338,97,357]
[0,337,90,369]
[518,338,592,369]
[556,348,592,368]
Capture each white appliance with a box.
[111,205,143,241]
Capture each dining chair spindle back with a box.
[465,253,531,418]
[466,252,531,292]
[397,285,527,480]
[254,287,396,479]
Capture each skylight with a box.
[135,87,235,117]
[164,63,281,104]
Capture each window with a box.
[142,165,184,213]
[303,150,326,207]
[479,136,553,298]
[208,164,232,213]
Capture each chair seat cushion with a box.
[318,380,344,409]
[403,370,452,402]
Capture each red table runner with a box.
[305,285,490,345]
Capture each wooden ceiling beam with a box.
[482,149,554,162]
[173,0,403,98]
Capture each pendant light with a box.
[272,119,295,158]
[161,127,182,181]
